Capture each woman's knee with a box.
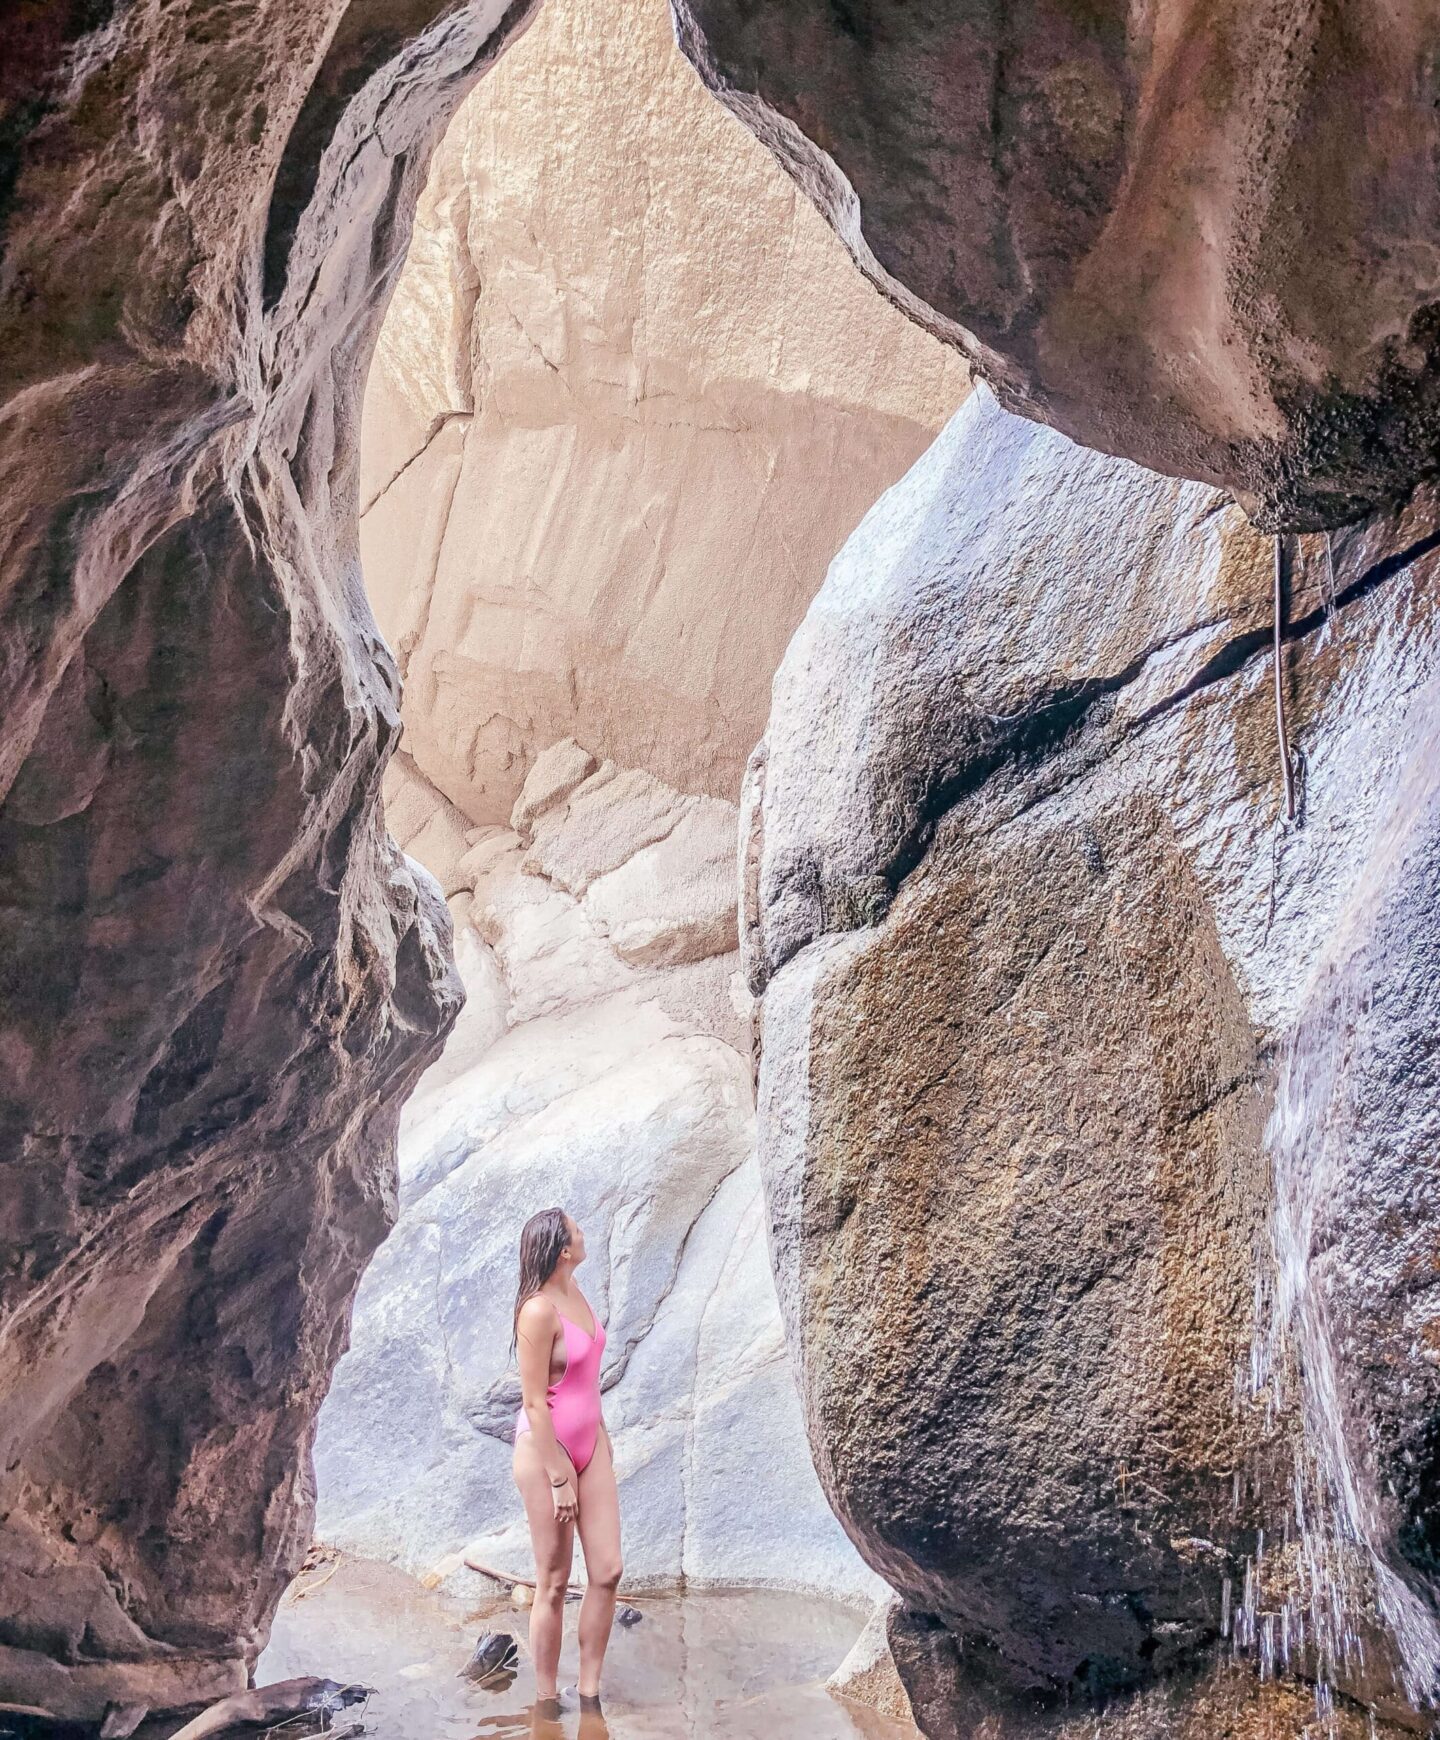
[533,1567,570,1607]
[589,1558,622,1593]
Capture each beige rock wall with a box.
[359,0,967,825]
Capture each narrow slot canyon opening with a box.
[268,0,967,1726]
[17,0,1440,1734]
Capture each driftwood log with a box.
[462,1556,582,1596]
[165,1677,371,1740]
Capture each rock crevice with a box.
[359,0,967,827]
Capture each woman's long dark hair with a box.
[512,1206,570,1354]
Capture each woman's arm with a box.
[516,1295,578,1522]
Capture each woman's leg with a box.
[513,1436,575,1699]
[575,1428,623,1700]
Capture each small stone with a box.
[615,1604,643,1627]
[459,1632,520,1683]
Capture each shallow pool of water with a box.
[258,1556,912,1739]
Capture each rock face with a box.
[744,386,1440,1730]
[0,0,538,1721]
[359,0,966,824]
[314,747,883,1604]
[673,0,1440,530]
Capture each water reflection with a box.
[259,1552,912,1738]
[470,1700,610,1739]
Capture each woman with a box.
[512,1207,622,1711]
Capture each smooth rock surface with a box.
[746,387,1440,1729]
[315,748,883,1606]
[674,0,1440,528]
[0,0,529,1719]
[359,0,967,824]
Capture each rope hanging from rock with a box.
[1274,533,1297,824]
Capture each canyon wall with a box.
[315,744,884,1603]
[0,0,538,1723]
[745,387,1440,1735]
[674,0,1440,530]
[359,0,966,824]
[9,0,1440,1731]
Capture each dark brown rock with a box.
[885,1608,1417,1740]
[672,0,1440,529]
[0,0,541,1720]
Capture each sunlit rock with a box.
[359,0,967,826]
[315,747,883,1604]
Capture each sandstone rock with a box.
[582,799,740,968]
[673,0,1440,529]
[0,0,545,1716]
[359,0,967,826]
[510,739,599,836]
[523,764,701,896]
[747,387,1440,1727]
[385,753,474,898]
[314,750,882,1606]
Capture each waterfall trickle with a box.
[1246,663,1440,1725]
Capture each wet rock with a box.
[747,386,1440,1728]
[0,0,527,1719]
[673,0,1440,529]
[98,1710,148,1740]
[165,1677,370,1740]
[826,1599,914,1724]
[458,1633,519,1684]
[615,1605,644,1628]
[885,1613,1414,1740]
[359,0,967,826]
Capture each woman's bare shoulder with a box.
[517,1293,559,1335]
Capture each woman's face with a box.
[564,1215,586,1268]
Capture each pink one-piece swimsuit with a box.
[514,1299,607,1474]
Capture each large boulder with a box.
[314,748,883,1604]
[0,0,532,1720]
[745,386,1440,1730]
[359,0,966,824]
[673,0,1440,530]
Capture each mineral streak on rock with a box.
[746,388,1440,1732]
[0,0,544,1720]
[672,0,1440,530]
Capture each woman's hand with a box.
[551,1477,578,1523]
